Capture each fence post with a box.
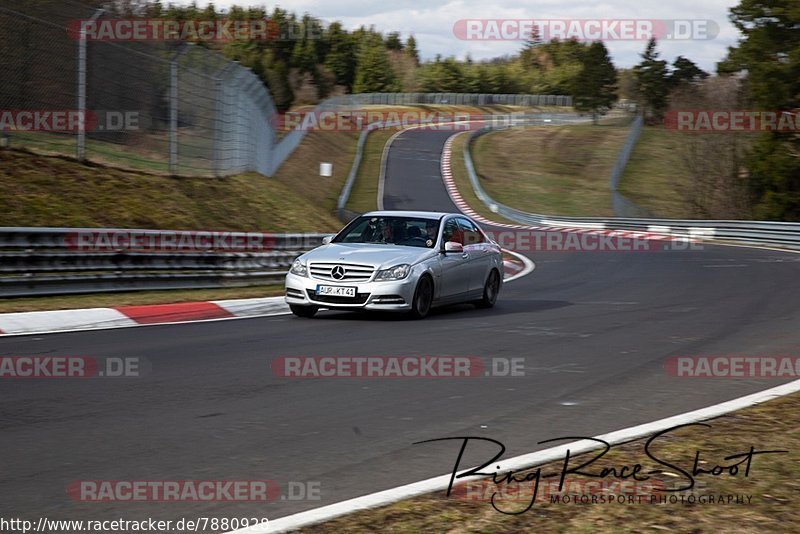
[212,63,235,178]
[76,9,103,162]
[169,44,188,176]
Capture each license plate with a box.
[316,285,356,297]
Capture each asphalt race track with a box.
[3,128,800,526]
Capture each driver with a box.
[425,221,438,247]
[380,219,393,242]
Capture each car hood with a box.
[301,243,436,269]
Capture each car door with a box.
[457,217,493,295]
[437,217,471,301]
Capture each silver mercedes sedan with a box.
[285,211,503,318]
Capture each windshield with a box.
[334,216,440,248]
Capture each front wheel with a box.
[475,270,500,309]
[409,276,433,319]
[290,304,318,318]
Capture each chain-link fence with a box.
[0,0,280,176]
[0,0,573,178]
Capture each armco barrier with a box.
[460,127,800,249]
[0,228,329,297]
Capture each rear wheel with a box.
[409,276,433,319]
[475,270,500,309]
[290,304,318,318]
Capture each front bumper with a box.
[285,272,418,312]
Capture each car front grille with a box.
[309,262,375,282]
[307,289,370,304]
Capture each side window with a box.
[457,218,484,245]
[442,219,463,244]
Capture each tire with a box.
[409,276,433,319]
[290,304,318,318]
[475,269,500,309]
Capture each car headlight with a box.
[290,259,308,277]
[374,264,411,281]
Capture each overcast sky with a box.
[177,0,741,71]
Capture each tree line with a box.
[19,0,798,220]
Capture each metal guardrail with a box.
[609,115,649,217]
[461,125,800,249]
[333,93,573,107]
[0,228,328,297]
[336,121,384,223]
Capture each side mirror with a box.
[322,235,333,245]
[444,241,464,253]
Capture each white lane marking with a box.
[211,297,290,316]
[707,241,800,255]
[240,378,800,534]
[502,249,535,283]
[0,308,137,335]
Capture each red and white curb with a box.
[439,134,689,243]
[0,260,528,337]
[0,297,289,337]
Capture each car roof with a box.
[362,210,455,220]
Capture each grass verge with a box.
[0,285,284,313]
[617,127,695,219]
[471,118,632,217]
[448,133,522,226]
[0,148,341,232]
[301,390,800,532]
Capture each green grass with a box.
[617,126,699,219]
[270,129,361,220]
[0,285,285,313]
[448,132,520,225]
[302,391,800,532]
[0,147,343,232]
[346,129,398,214]
[471,118,632,217]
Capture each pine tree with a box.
[324,22,357,90]
[669,56,708,87]
[719,0,800,220]
[633,38,669,121]
[385,32,403,51]
[405,35,420,66]
[353,36,398,92]
[572,42,617,123]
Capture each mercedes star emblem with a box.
[331,265,346,280]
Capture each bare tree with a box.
[669,76,753,219]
